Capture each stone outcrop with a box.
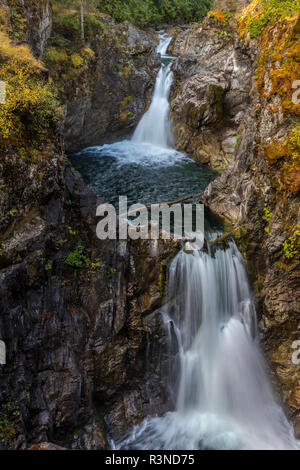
[0,143,179,449]
[7,0,52,58]
[169,16,252,169]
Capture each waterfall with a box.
[116,243,300,450]
[132,33,174,148]
[78,32,300,450]
[79,33,183,168]
[110,32,300,450]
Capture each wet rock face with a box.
[7,0,52,58]
[63,19,160,154]
[169,20,252,169]
[0,146,179,449]
[96,239,179,441]
[0,6,173,450]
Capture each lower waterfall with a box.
[116,243,299,450]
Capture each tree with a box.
[80,1,85,40]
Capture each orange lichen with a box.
[0,29,61,150]
[207,10,232,26]
[264,141,287,161]
[264,126,300,194]
[279,162,300,194]
[237,1,300,116]
[209,10,226,22]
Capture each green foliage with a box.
[0,31,61,148]
[65,241,91,268]
[10,7,27,41]
[267,0,300,17]
[283,226,300,259]
[209,9,233,26]
[289,126,300,162]
[262,206,272,233]
[248,0,300,39]
[68,226,77,236]
[8,208,17,216]
[262,206,272,223]
[52,0,213,28]
[249,12,270,39]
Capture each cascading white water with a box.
[116,242,300,450]
[132,33,174,148]
[78,33,183,168]
[82,32,300,450]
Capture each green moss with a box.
[10,10,26,40]
[283,225,300,259]
[65,242,91,268]
[249,13,270,38]
[243,0,300,39]
[261,206,272,234]
[262,206,272,222]
[274,260,293,271]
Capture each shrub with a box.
[208,10,233,26]
[0,32,61,148]
[249,12,270,38]
[71,53,84,68]
[65,242,91,268]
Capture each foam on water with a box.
[75,140,189,168]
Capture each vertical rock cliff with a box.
[6,0,52,58]
[0,4,175,449]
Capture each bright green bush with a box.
[65,242,91,268]
[248,0,300,39]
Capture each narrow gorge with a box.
[0,0,299,451]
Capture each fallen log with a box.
[207,232,234,247]
[119,192,203,218]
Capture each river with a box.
[70,32,299,451]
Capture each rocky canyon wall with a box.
[0,0,299,449]
[0,4,173,449]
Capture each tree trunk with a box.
[80,1,85,41]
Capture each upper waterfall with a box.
[132,33,174,148]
